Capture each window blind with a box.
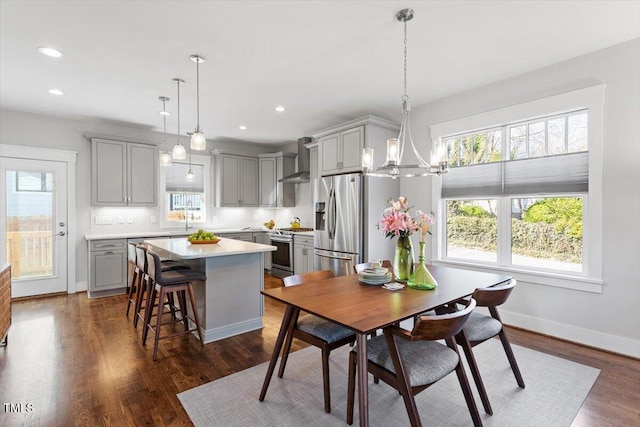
[442,152,588,198]
[165,162,205,193]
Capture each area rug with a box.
[178,339,599,426]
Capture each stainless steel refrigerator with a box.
[314,173,398,276]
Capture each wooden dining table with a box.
[259,264,512,426]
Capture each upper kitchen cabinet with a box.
[213,152,258,207]
[314,116,400,177]
[91,138,157,206]
[258,152,296,207]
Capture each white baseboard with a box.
[73,281,88,293]
[201,318,264,344]
[501,309,640,358]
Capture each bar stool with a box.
[132,244,188,328]
[142,249,205,360]
[125,242,139,317]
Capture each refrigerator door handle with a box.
[330,188,337,239]
[327,188,335,240]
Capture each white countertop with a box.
[84,228,268,241]
[144,237,276,259]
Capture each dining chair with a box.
[346,298,482,427]
[353,259,393,274]
[454,278,525,415]
[278,270,356,413]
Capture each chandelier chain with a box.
[403,19,408,102]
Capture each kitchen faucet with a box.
[186,200,193,231]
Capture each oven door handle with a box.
[269,236,292,243]
[314,250,354,262]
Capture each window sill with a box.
[432,259,603,293]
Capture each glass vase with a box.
[407,241,437,290]
[394,235,414,282]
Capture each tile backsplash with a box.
[90,204,313,235]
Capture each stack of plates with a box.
[358,268,392,285]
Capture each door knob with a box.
[54,231,66,236]
[59,222,66,227]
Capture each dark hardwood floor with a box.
[1,274,638,426]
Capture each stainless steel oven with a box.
[269,234,294,278]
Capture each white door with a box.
[0,158,68,297]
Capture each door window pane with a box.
[446,199,497,263]
[5,170,54,279]
[511,197,583,272]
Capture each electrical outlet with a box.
[127,216,133,224]
[118,216,125,224]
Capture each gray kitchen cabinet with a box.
[91,138,157,206]
[88,239,128,298]
[318,126,364,176]
[217,232,254,242]
[314,116,400,177]
[258,152,296,207]
[306,141,319,206]
[253,232,272,270]
[293,235,314,275]
[214,153,258,207]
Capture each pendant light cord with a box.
[403,19,408,103]
[196,59,200,129]
[162,98,167,149]
[177,80,181,141]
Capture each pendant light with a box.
[158,96,172,166]
[171,78,187,160]
[189,54,207,151]
[362,8,448,178]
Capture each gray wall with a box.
[402,39,640,355]
[0,111,286,290]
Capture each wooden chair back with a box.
[283,270,334,287]
[353,260,392,274]
[471,279,516,308]
[407,298,477,341]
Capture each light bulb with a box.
[172,143,187,160]
[190,131,207,150]
[159,151,172,166]
[186,169,195,182]
[362,148,374,170]
[386,138,400,164]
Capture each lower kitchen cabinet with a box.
[253,232,272,270]
[88,239,127,298]
[293,235,314,275]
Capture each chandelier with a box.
[362,8,448,178]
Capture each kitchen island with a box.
[145,237,276,343]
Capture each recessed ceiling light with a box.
[275,106,286,112]
[238,125,248,130]
[38,47,63,58]
[48,89,64,96]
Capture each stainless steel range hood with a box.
[279,137,312,184]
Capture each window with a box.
[159,156,210,227]
[16,171,52,192]
[430,85,604,291]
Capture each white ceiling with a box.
[1,1,639,145]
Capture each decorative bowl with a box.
[188,238,220,244]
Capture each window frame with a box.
[430,85,604,293]
[158,153,211,229]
